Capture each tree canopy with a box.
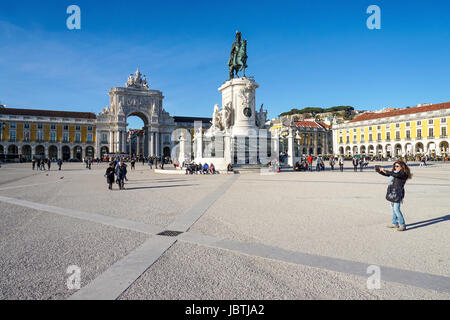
[279,106,354,117]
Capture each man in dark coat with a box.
[116,161,127,190]
[105,162,116,190]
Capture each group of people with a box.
[293,155,373,173]
[183,162,216,175]
[105,160,128,190]
[351,156,369,172]
[32,158,63,171]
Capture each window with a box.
[75,126,81,131]
[23,130,30,141]
[37,130,43,141]
[88,126,93,131]
[386,132,391,141]
[369,134,373,142]
[353,135,357,141]
[87,133,93,143]
[10,123,16,129]
[428,119,434,125]
[406,122,410,127]
[441,118,447,123]
[24,123,30,129]
[417,121,422,126]
[396,131,400,140]
[9,130,16,141]
[37,123,43,129]
[417,129,422,138]
[428,128,434,137]
[50,124,56,130]
[377,125,381,130]
[102,133,108,143]
[442,127,447,137]
[346,136,349,143]
[63,132,69,142]
[396,123,400,128]
[75,133,81,142]
[369,126,372,131]
[377,133,381,141]
[50,131,56,142]
[339,137,343,144]
[361,134,365,142]
[63,125,69,130]
[406,130,411,139]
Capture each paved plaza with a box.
[0,161,449,300]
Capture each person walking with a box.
[32,159,36,170]
[376,161,412,231]
[131,158,135,170]
[88,158,92,170]
[329,156,335,171]
[307,155,313,172]
[421,155,427,167]
[57,158,62,171]
[105,162,116,190]
[352,156,358,172]
[115,161,127,190]
[148,157,153,169]
[359,157,365,172]
[338,156,344,172]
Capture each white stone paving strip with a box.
[178,232,450,295]
[167,175,239,232]
[0,180,70,191]
[69,236,177,300]
[0,195,164,235]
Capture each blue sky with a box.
[1,0,450,128]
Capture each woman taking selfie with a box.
[376,161,412,231]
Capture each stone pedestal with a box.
[287,128,294,167]
[218,77,259,137]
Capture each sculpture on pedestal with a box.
[255,104,267,129]
[228,31,248,80]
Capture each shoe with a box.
[397,225,406,231]
[386,224,398,228]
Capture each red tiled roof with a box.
[293,120,329,129]
[0,107,97,119]
[350,102,450,123]
[316,121,331,129]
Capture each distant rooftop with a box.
[0,107,97,120]
[173,116,212,124]
[350,102,450,123]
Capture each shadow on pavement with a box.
[124,184,197,190]
[406,215,450,231]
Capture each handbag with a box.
[386,188,402,202]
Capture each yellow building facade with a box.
[0,108,97,161]
[332,103,450,158]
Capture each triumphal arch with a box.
[96,69,175,157]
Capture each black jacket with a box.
[105,167,115,183]
[378,170,408,202]
[116,165,127,179]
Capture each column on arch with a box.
[156,132,160,156]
